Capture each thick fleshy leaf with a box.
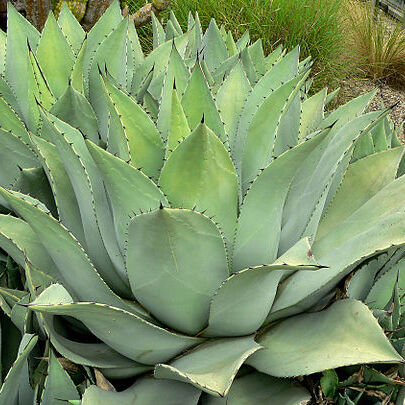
[0,334,37,405]
[240,46,258,85]
[352,131,374,161]
[0,187,130,311]
[87,140,167,252]
[152,12,166,48]
[160,123,238,250]
[127,22,144,70]
[88,18,130,140]
[131,41,172,96]
[366,259,405,310]
[299,88,326,139]
[157,43,190,140]
[248,39,266,75]
[70,39,86,94]
[5,4,40,131]
[105,88,132,162]
[211,54,238,84]
[25,262,147,376]
[82,0,122,96]
[231,47,300,181]
[216,61,251,147]
[12,166,57,216]
[28,48,56,110]
[273,90,302,158]
[155,336,261,397]
[31,284,203,365]
[271,209,405,320]
[317,148,404,240]
[207,238,320,337]
[279,111,389,254]
[0,92,31,146]
[241,73,308,193]
[346,255,386,301]
[57,2,86,56]
[0,75,23,119]
[272,162,405,317]
[201,19,228,72]
[181,61,226,141]
[321,90,377,130]
[41,350,80,405]
[0,214,57,280]
[225,31,238,57]
[82,377,201,405]
[36,12,75,98]
[233,129,329,271]
[0,129,38,188]
[201,372,311,405]
[103,78,165,179]
[127,208,228,335]
[165,88,191,156]
[248,300,402,377]
[40,109,129,295]
[50,82,99,144]
[30,135,86,248]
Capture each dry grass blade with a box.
[343,0,405,86]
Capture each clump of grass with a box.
[343,0,405,86]
[125,0,348,92]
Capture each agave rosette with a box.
[0,1,405,404]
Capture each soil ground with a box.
[336,77,405,140]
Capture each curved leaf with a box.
[159,123,238,251]
[207,238,320,337]
[155,336,261,397]
[201,19,228,72]
[88,18,130,140]
[0,187,130,312]
[232,47,300,181]
[241,73,308,194]
[280,111,388,254]
[86,141,168,246]
[248,300,402,377]
[201,372,310,405]
[0,334,37,405]
[216,61,251,148]
[82,0,122,96]
[31,284,203,365]
[181,61,225,140]
[57,3,86,56]
[36,12,75,98]
[0,214,57,280]
[50,82,99,144]
[30,135,86,247]
[40,109,129,296]
[82,377,201,405]
[26,262,147,375]
[233,129,329,271]
[103,77,165,179]
[127,208,228,335]
[0,129,38,188]
[5,3,40,131]
[87,140,167,251]
[41,350,80,405]
[317,148,404,240]
[0,97,31,146]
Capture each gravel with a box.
[336,77,405,140]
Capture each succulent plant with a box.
[1,1,405,404]
[53,0,87,22]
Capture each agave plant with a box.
[1,1,405,404]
